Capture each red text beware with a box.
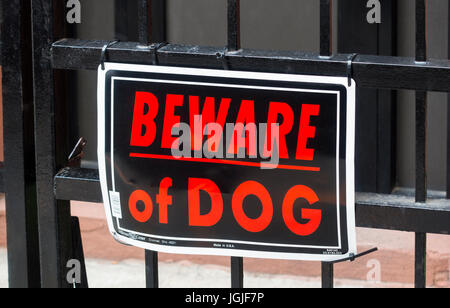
[129,92,320,161]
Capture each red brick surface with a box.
[0,211,448,287]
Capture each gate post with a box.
[338,0,397,193]
[1,0,41,288]
[31,0,73,288]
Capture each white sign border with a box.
[97,62,357,262]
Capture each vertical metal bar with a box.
[415,0,427,63]
[415,0,427,289]
[231,257,244,288]
[415,232,427,288]
[116,0,165,43]
[145,250,159,288]
[415,90,427,203]
[71,217,88,288]
[447,97,450,197]
[377,0,397,194]
[151,0,166,43]
[227,0,243,288]
[320,0,332,56]
[1,0,41,288]
[321,262,334,288]
[32,0,73,288]
[138,0,152,45]
[227,0,241,51]
[115,0,132,41]
[320,0,335,289]
[139,0,164,289]
[447,0,450,199]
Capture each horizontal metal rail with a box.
[55,167,450,235]
[54,167,102,203]
[51,39,450,93]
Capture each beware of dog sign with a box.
[98,63,356,261]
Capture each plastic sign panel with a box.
[98,63,356,261]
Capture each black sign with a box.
[98,63,356,261]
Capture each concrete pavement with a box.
[0,249,6,287]
[0,248,413,288]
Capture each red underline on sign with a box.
[129,153,321,172]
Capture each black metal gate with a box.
[1,0,450,288]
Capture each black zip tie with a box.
[150,42,168,65]
[330,247,378,265]
[68,137,87,167]
[347,53,358,87]
[101,40,120,70]
[216,50,230,70]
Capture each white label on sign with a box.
[109,191,122,219]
